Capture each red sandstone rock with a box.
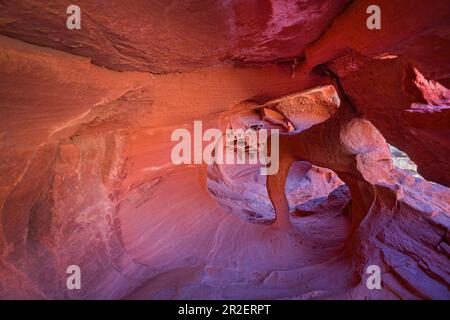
[0,1,449,301]
[304,0,450,83]
[0,0,349,73]
[327,52,450,186]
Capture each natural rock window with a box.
[206,86,345,226]
[388,145,423,179]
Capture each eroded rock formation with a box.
[0,0,449,299]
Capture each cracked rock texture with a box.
[0,0,449,299]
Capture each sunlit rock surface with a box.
[0,0,449,299]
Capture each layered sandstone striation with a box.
[0,0,449,299]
